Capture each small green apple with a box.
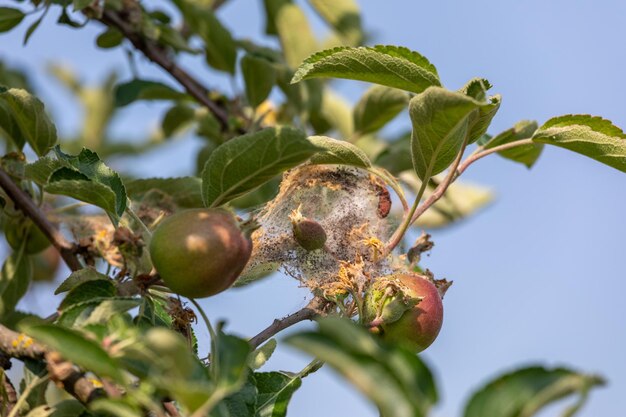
[4,217,51,254]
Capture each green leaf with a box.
[308,135,371,168]
[90,398,143,417]
[374,131,413,174]
[24,157,64,185]
[135,296,173,329]
[126,176,203,208]
[123,327,208,391]
[213,330,251,392]
[237,39,283,63]
[229,178,280,210]
[310,89,354,138]
[46,399,86,417]
[176,2,237,74]
[275,3,318,68]
[196,108,222,143]
[23,7,48,46]
[162,103,195,137]
[57,299,107,328]
[286,317,437,417]
[249,339,277,370]
[50,147,127,222]
[459,77,492,101]
[409,86,488,180]
[202,127,320,207]
[262,0,290,35]
[276,67,305,114]
[354,86,409,135]
[84,298,141,325]
[464,366,605,417]
[46,179,120,221]
[57,7,87,29]
[241,54,276,108]
[0,100,25,149]
[459,78,501,143]
[96,27,124,49]
[214,375,258,417]
[203,16,237,74]
[532,115,626,173]
[21,323,127,384]
[0,7,25,33]
[481,120,542,168]
[73,0,92,11]
[153,328,206,381]
[308,0,362,45]
[0,252,33,317]
[255,371,303,417]
[158,25,197,53]
[291,45,440,94]
[114,79,187,107]
[0,87,57,156]
[1,310,40,330]
[58,279,116,311]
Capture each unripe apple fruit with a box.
[289,207,327,251]
[32,246,61,282]
[149,208,252,298]
[4,217,51,254]
[365,273,443,352]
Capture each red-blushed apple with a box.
[149,208,252,298]
[365,272,444,352]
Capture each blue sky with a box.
[2,1,626,416]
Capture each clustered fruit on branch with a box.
[145,164,448,352]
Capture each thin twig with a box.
[454,138,535,178]
[164,402,182,417]
[384,135,469,256]
[410,138,536,226]
[383,138,535,254]
[248,298,327,350]
[98,9,231,131]
[7,374,50,417]
[0,168,82,271]
[409,137,469,225]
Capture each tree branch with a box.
[248,298,328,349]
[0,325,46,360]
[1,353,18,416]
[0,324,103,404]
[1,372,17,416]
[98,8,232,132]
[45,351,105,404]
[164,402,182,417]
[0,168,82,271]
